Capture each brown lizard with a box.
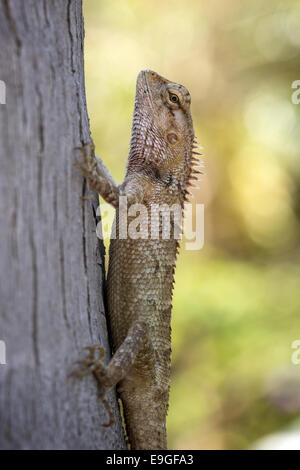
[74,70,201,450]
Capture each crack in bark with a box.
[81,179,92,338]
[53,174,58,233]
[34,70,45,155]
[29,225,40,367]
[37,154,43,216]
[3,0,21,52]
[67,0,75,73]
[42,0,50,28]
[59,236,71,331]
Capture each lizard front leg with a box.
[74,142,119,208]
[71,321,147,427]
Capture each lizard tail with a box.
[120,389,168,450]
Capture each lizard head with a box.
[128,70,201,199]
[136,69,194,157]
[140,69,193,132]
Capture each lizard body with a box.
[74,70,200,449]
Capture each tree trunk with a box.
[0,0,125,449]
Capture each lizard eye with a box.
[169,93,179,104]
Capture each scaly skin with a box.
[74,70,201,449]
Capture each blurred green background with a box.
[83,0,300,449]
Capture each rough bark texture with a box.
[0,0,125,449]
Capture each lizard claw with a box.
[68,345,105,377]
[74,143,102,191]
[74,142,96,169]
[101,396,115,427]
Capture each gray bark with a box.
[0,0,125,449]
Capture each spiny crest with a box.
[172,139,205,254]
[180,137,205,205]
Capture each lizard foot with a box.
[69,345,115,427]
[74,143,119,208]
[74,142,98,180]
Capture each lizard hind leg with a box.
[70,321,148,428]
[84,345,115,427]
[69,344,115,427]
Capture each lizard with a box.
[73,69,202,450]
